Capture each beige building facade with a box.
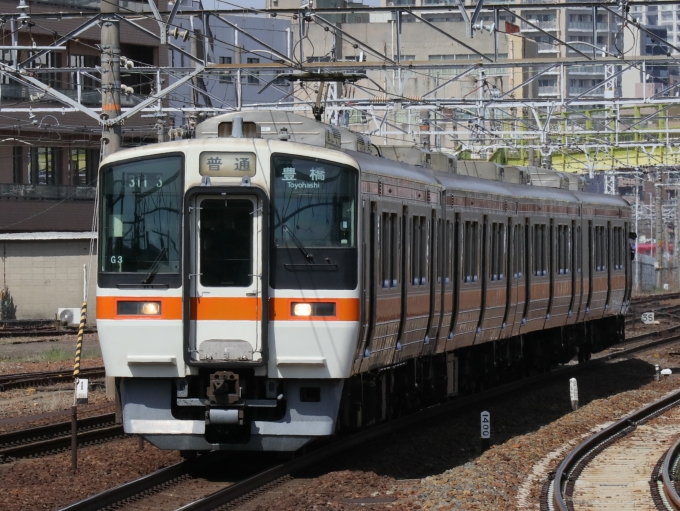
[1,233,97,323]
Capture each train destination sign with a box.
[199,152,256,177]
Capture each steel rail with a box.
[0,328,97,338]
[552,388,680,511]
[0,423,124,462]
[0,413,116,450]
[60,329,680,511]
[663,438,680,510]
[0,366,106,391]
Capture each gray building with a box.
[168,5,294,129]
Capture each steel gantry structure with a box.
[2,0,680,172]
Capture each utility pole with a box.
[656,170,664,288]
[101,0,121,158]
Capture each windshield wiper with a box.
[142,247,168,284]
[282,225,314,262]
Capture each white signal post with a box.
[570,378,579,411]
[480,410,490,452]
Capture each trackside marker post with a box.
[480,411,490,452]
[570,378,579,411]
[72,299,88,472]
[656,364,661,381]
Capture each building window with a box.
[219,56,232,83]
[33,53,62,88]
[12,146,23,184]
[70,148,98,186]
[30,147,62,186]
[274,71,288,86]
[247,57,259,84]
[70,54,99,89]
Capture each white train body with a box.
[97,112,631,453]
[98,135,361,451]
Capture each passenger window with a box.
[391,213,399,286]
[513,224,524,278]
[200,199,253,287]
[576,226,582,273]
[420,217,428,285]
[490,222,505,281]
[411,217,419,286]
[533,224,547,277]
[594,225,607,272]
[410,215,428,286]
[436,219,443,284]
[381,213,390,288]
[462,220,479,283]
[446,220,453,285]
[556,225,570,275]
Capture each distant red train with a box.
[635,242,675,256]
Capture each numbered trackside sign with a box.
[480,411,490,439]
[641,312,655,325]
[76,378,89,404]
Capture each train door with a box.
[188,193,265,364]
[504,220,521,338]
[452,213,482,349]
[567,220,580,324]
[438,216,455,353]
[423,213,442,356]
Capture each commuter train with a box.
[97,111,631,453]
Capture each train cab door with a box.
[188,193,266,365]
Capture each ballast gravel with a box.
[3,327,680,510]
[235,340,680,511]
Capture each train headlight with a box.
[292,303,312,317]
[290,302,336,317]
[117,301,161,316]
[141,302,161,315]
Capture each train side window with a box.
[463,221,470,283]
[411,217,419,286]
[513,224,524,278]
[420,217,428,285]
[471,221,479,282]
[556,224,569,275]
[491,223,498,281]
[556,225,563,275]
[391,213,399,286]
[566,225,571,274]
[594,225,607,272]
[576,226,582,273]
[445,220,453,285]
[462,220,479,283]
[436,218,443,284]
[490,222,505,281]
[381,213,389,288]
[533,223,547,277]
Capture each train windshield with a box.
[99,155,183,283]
[272,155,357,249]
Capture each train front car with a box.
[97,138,361,452]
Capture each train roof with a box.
[344,149,440,187]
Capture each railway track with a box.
[0,366,106,391]
[661,437,680,510]
[0,412,122,463]
[57,328,680,511]
[548,387,680,511]
[0,328,97,339]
